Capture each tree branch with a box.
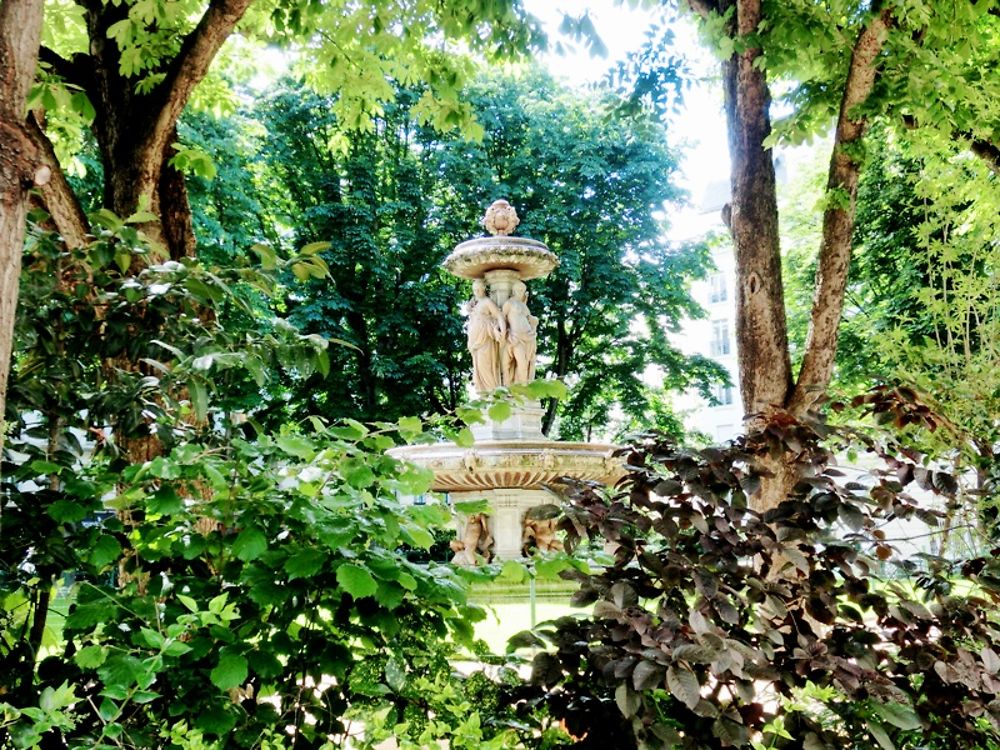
[686,0,720,18]
[788,8,893,416]
[26,114,90,250]
[140,0,252,161]
[969,138,1000,174]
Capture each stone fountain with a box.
[390,200,622,561]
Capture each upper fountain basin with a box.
[443,236,559,280]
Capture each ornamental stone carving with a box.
[483,198,519,236]
[502,279,538,385]
[450,513,494,566]
[466,279,506,393]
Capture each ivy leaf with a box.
[210,652,248,691]
[232,527,267,562]
[336,563,377,599]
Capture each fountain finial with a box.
[483,199,519,236]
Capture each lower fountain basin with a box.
[389,440,623,492]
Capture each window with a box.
[712,384,734,406]
[710,319,730,356]
[709,273,727,303]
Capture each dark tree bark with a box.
[47,0,254,261]
[0,0,45,453]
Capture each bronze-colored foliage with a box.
[507,414,1000,749]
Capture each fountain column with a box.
[389,199,622,562]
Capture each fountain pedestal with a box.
[389,199,622,562]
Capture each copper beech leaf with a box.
[667,664,701,710]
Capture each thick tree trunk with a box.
[0,0,44,455]
[694,0,892,512]
[720,0,793,426]
[80,0,251,261]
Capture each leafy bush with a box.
[0,220,513,748]
[508,420,1000,749]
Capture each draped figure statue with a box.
[502,280,538,385]
[467,279,506,392]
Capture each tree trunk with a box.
[720,0,793,426]
[0,0,44,455]
[699,0,893,512]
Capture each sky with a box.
[523,0,732,225]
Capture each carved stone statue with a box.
[467,279,506,393]
[521,517,563,555]
[483,199,519,236]
[450,513,495,566]
[502,279,538,385]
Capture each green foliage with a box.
[509,419,1000,749]
[417,68,724,438]
[1,217,526,748]
[216,68,722,436]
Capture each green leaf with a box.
[138,627,165,649]
[284,550,325,580]
[867,720,895,750]
[75,645,108,669]
[487,401,512,422]
[336,563,377,599]
[498,560,527,583]
[251,243,278,270]
[275,434,315,460]
[873,702,921,731]
[210,652,248,691]
[402,526,434,549]
[195,706,237,735]
[453,499,490,515]
[454,427,475,448]
[232,527,267,562]
[300,241,331,255]
[48,499,87,523]
[148,486,183,515]
[397,416,422,437]
[341,458,375,489]
[189,379,208,421]
[89,535,122,569]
